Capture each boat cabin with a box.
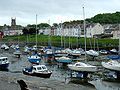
[0,57,8,64]
[32,65,48,72]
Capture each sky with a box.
[0,0,120,26]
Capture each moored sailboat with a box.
[1,44,9,50]
[86,49,99,57]
[102,24,120,70]
[27,15,41,64]
[55,56,72,63]
[102,60,120,71]
[68,62,98,72]
[68,7,97,74]
[13,45,22,58]
[101,24,120,80]
[28,51,41,64]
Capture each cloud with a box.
[0,0,120,26]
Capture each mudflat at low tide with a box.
[0,50,95,90]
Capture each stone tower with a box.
[11,18,16,30]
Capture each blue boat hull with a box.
[0,63,9,70]
[56,59,72,63]
[107,55,120,60]
[45,54,54,57]
[28,58,41,64]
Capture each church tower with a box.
[11,17,16,30]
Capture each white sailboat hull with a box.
[86,50,99,57]
[68,62,97,72]
[102,61,120,71]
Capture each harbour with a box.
[0,0,120,90]
[0,46,120,90]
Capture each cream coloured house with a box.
[112,30,120,39]
[39,23,104,38]
[54,25,81,37]
[86,23,104,38]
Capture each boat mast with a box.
[83,6,87,60]
[69,25,71,48]
[26,27,29,45]
[48,19,51,47]
[61,21,63,48]
[63,24,65,49]
[77,25,79,48]
[17,32,19,45]
[118,24,120,56]
[27,33,28,45]
[35,14,38,48]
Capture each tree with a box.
[29,28,36,35]
[22,28,39,35]
[22,28,29,35]
[91,12,120,24]
[53,23,58,27]
[38,23,50,29]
